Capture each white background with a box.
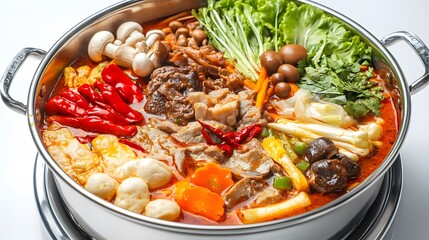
[1,0,428,239]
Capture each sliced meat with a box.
[149,118,179,134]
[223,178,265,209]
[204,145,226,163]
[224,139,274,178]
[250,187,283,208]
[144,66,202,125]
[309,159,347,194]
[171,121,205,143]
[129,125,172,163]
[333,153,361,179]
[305,137,338,164]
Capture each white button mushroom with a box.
[114,45,137,68]
[84,173,119,201]
[132,52,154,77]
[114,158,173,190]
[144,199,181,221]
[116,21,145,47]
[88,31,117,62]
[87,22,166,77]
[148,41,168,68]
[114,177,150,214]
[145,29,165,48]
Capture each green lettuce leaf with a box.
[280,3,382,118]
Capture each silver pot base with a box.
[34,154,402,240]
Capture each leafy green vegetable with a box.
[280,3,383,118]
[195,1,384,118]
[193,0,288,80]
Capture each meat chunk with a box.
[309,159,348,194]
[305,137,338,164]
[171,121,205,143]
[129,125,172,162]
[224,139,274,178]
[223,178,265,209]
[236,90,266,129]
[188,88,239,127]
[144,66,202,124]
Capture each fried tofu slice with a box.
[43,126,102,185]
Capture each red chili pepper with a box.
[216,144,234,157]
[45,96,86,117]
[119,138,146,153]
[48,91,131,125]
[47,115,137,137]
[94,81,144,124]
[59,90,90,109]
[78,84,105,106]
[76,135,97,144]
[86,106,130,125]
[101,63,144,103]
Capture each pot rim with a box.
[26,0,411,233]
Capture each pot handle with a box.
[380,31,429,95]
[0,48,46,115]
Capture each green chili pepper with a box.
[296,160,310,172]
[293,141,307,156]
[273,176,292,190]
[258,127,269,138]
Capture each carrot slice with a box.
[264,85,275,104]
[175,180,225,222]
[256,77,269,108]
[255,67,267,92]
[244,79,256,90]
[190,162,234,194]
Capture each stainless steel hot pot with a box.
[2,0,429,239]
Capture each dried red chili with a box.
[198,120,262,156]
